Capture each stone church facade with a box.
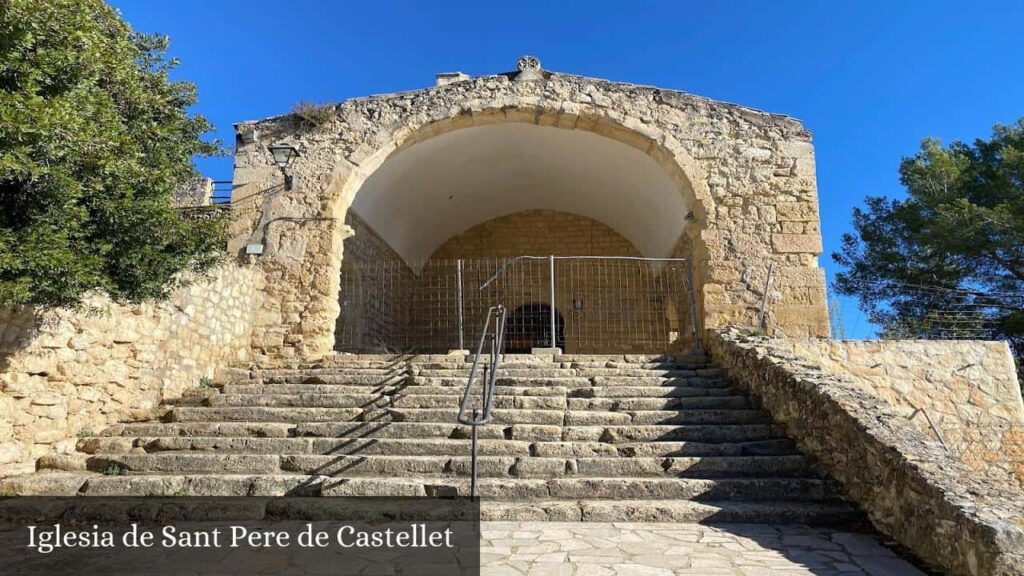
[229,56,829,360]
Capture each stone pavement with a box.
[480,522,926,576]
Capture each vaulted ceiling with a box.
[351,123,690,268]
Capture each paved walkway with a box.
[480,522,926,576]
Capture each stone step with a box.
[206,393,384,408]
[221,383,738,398]
[589,376,731,387]
[567,386,738,398]
[170,407,366,423]
[170,406,580,425]
[255,374,412,385]
[78,453,812,478]
[529,439,798,458]
[564,410,771,426]
[259,368,412,376]
[426,376,733,388]
[554,354,710,364]
[320,476,833,501]
[220,384,571,396]
[562,425,785,443]
[199,393,752,412]
[416,376,587,388]
[100,421,786,444]
[480,499,859,525]
[414,368,704,378]
[204,393,571,411]
[574,368,721,378]
[238,374,735,389]
[4,473,842,508]
[79,436,797,458]
[565,397,750,410]
[101,422,296,438]
[0,474,857,526]
[293,422,561,440]
[271,354,711,367]
[99,421,539,441]
[564,360,713,369]
[78,437,533,457]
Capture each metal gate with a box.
[335,256,700,354]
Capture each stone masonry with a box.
[0,264,262,476]
[777,339,1024,490]
[429,209,642,260]
[228,61,830,359]
[707,328,1024,576]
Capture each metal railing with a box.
[211,180,233,204]
[457,305,507,499]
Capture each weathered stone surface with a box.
[481,522,925,576]
[707,328,1024,576]
[0,264,263,476]
[3,354,857,532]
[777,338,1024,490]
[227,70,830,359]
[771,233,823,253]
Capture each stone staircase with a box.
[9,353,860,524]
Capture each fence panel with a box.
[335,256,697,354]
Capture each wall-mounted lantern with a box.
[267,143,300,190]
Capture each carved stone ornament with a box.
[515,55,543,82]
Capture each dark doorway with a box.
[506,303,564,353]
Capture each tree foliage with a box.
[834,119,1024,359]
[0,0,227,309]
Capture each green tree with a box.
[833,119,1024,360]
[0,0,226,309]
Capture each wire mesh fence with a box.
[336,256,698,354]
[828,280,1024,342]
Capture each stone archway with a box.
[314,110,711,358]
[229,66,829,359]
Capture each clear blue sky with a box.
[111,0,1024,338]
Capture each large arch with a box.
[230,69,830,359]
[320,108,711,356]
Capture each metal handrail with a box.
[457,305,507,499]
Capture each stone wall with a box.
[707,328,1024,576]
[777,339,1024,489]
[0,264,262,477]
[228,66,830,360]
[172,176,213,208]
[429,209,642,259]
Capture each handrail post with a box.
[471,407,480,499]
[456,259,465,350]
[549,255,556,349]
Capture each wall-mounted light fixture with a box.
[267,143,300,190]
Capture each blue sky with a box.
[111,0,1024,338]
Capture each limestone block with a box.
[0,441,21,465]
[771,233,823,254]
[778,200,819,220]
[2,374,46,398]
